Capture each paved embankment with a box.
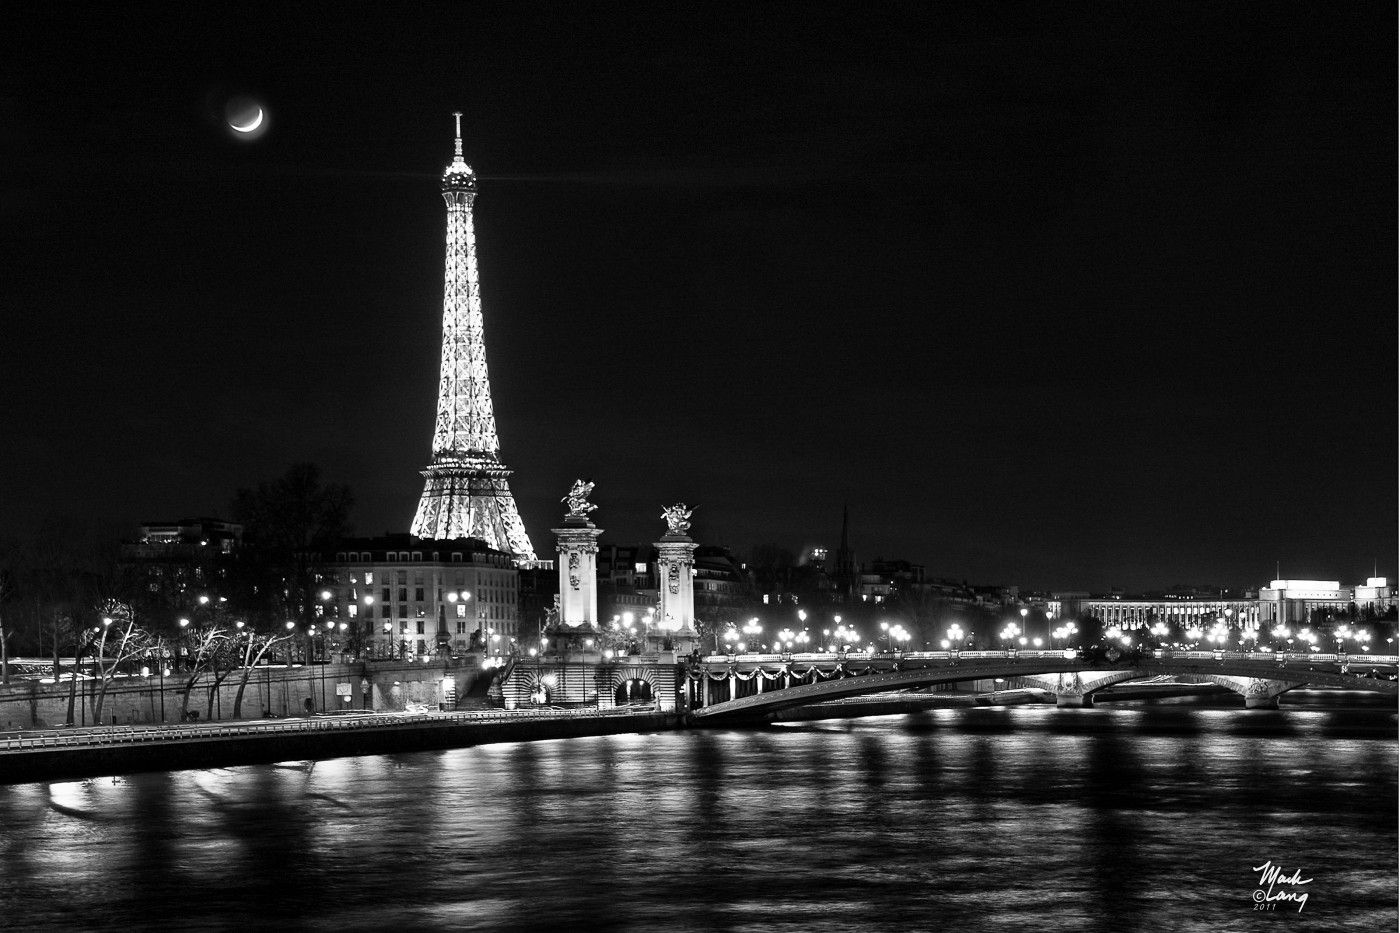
[0,708,677,784]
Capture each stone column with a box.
[655,533,699,639]
[553,514,603,629]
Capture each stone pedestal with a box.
[553,515,603,629]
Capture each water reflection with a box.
[0,707,1392,931]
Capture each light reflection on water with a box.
[0,707,1393,932]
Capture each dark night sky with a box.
[4,3,1395,591]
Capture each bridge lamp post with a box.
[777,628,795,656]
[362,596,376,655]
[743,618,763,653]
[177,617,191,672]
[723,627,738,658]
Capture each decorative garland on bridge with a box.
[688,663,884,683]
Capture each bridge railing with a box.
[0,705,654,753]
[699,650,1399,666]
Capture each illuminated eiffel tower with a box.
[409,114,536,561]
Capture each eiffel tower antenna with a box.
[410,114,536,562]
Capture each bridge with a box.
[687,649,1400,721]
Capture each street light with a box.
[742,617,763,649]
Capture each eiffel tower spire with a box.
[410,115,536,561]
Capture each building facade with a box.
[318,535,520,657]
[1065,597,1260,629]
[1258,578,1396,626]
[120,518,243,623]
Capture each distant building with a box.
[590,542,749,627]
[1258,578,1395,626]
[596,543,659,623]
[858,558,926,604]
[693,545,750,611]
[319,535,519,657]
[130,518,243,555]
[1064,595,1259,629]
[120,518,243,613]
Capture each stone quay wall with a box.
[1,711,678,784]
[0,658,498,730]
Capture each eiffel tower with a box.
[409,114,536,562]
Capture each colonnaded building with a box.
[1050,577,1395,630]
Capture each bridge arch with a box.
[1018,670,1145,707]
[1197,675,1305,709]
[610,666,658,706]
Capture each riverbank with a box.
[0,709,676,785]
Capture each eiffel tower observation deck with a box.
[410,114,537,562]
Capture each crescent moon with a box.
[231,107,264,133]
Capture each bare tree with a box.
[0,568,13,685]
[203,628,251,721]
[231,630,294,718]
[90,599,149,725]
[178,626,229,721]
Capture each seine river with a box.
[0,702,1394,932]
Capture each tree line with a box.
[0,464,352,724]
